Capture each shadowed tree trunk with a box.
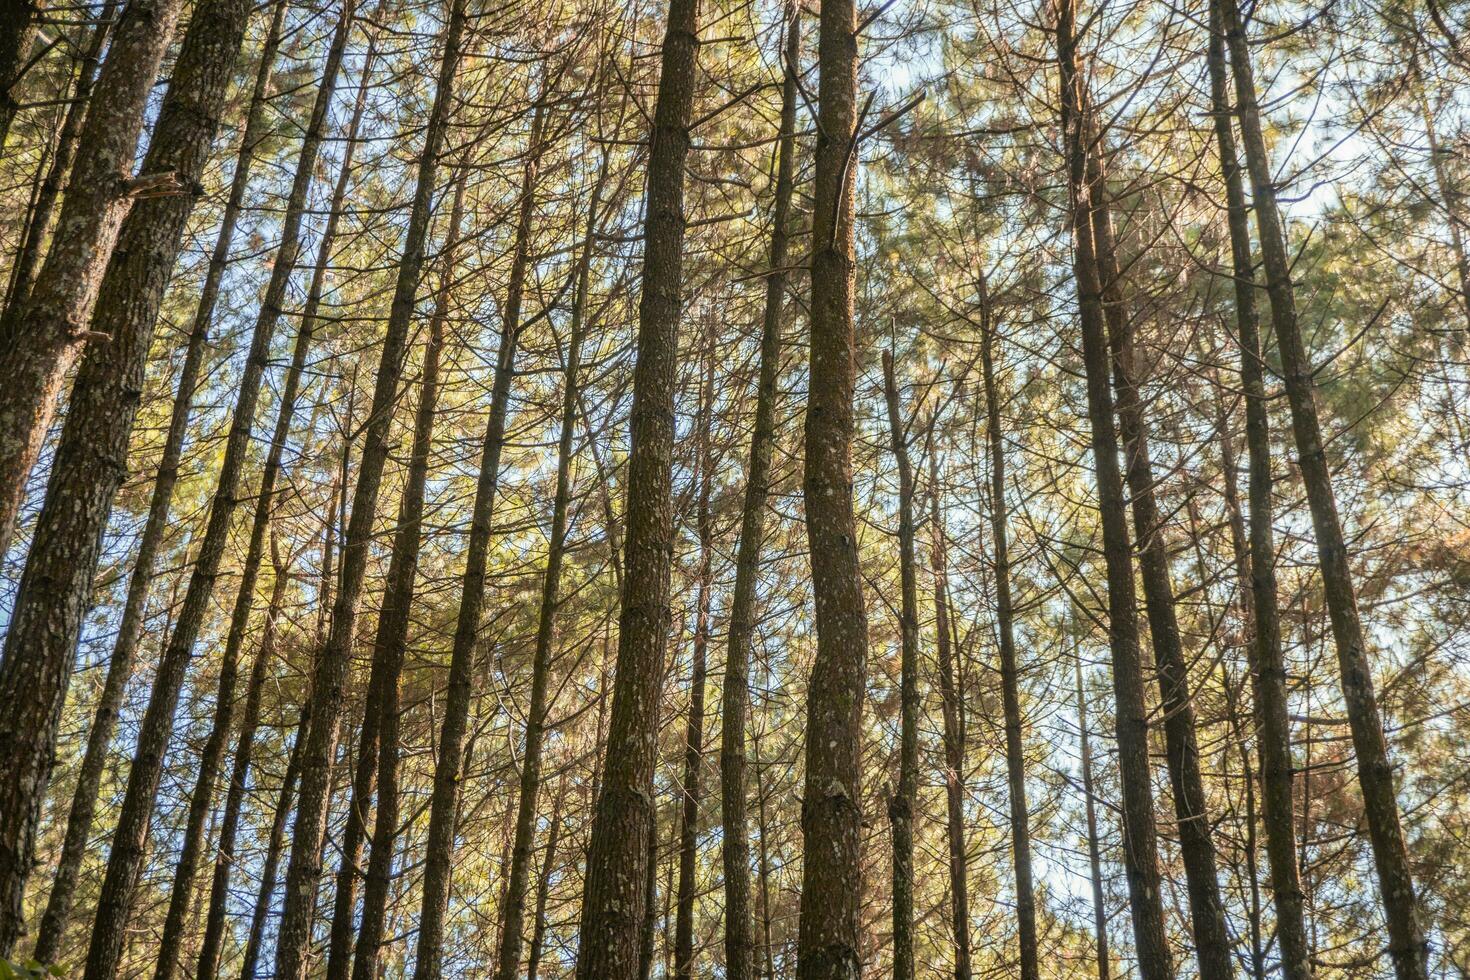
[974,279,1039,980]
[881,348,919,980]
[31,5,287,960]
[573,0,699,973]
[1204,2,1311,975]
[797,0,868,975]
[722,11,797,980]
[1052,3,1173,977]
[1223,4,1429,977]
[0,0,39,146]
[0,0,185,562]
[412,95,543,980]
[271,3,463,975]
[0,0,245,957]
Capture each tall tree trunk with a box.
[1203,6,1312,973]
[974,283,1039,980]
[573,0,699,972]
[525,784,565,980]
[927,454,972,980]
[411,95,542,980]
[0,0,39,147]
[1223,4,1428,976]
[493,142,607,980]
[1052,5,1173,977]
[880,349,919,980]
[3,0,118,317]
[797,0,868,975]
[349,162,467,980]
[674,326,717,980]
[1075,652,1110,980]
[0,0,185,560]
[722,12,797,980]
[70,7,354,974]
[31,5,286,959]
[269,3,463,975]
[753,723,778,980]
[1085,146,1233,980]
[0,0,245,956]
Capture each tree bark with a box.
[880,349,919,980]
[0,0,39,146]
[271,3,462,975]
[722,13,797,980]
[974,283,1039,980]
[1075,652,1110,980]
[1223,4,1429,976]
[0,0,245,957]
[0,0,184,561]
[797,0,868,976]
[1052,4,1173,977]
[573,0,699,973]
[1204,2,1311,974]
[525,784,566,980]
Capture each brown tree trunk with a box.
[411,95,542,980]
[69,6,354,974]
[974,284,1039,980]
[1204,3,1312,974]
[1085,148,1233,980]
[1075,652,1110,980]
[31,5,286,959]
[722,13,797,980]
[349,161,466,980]
[674,326,717,980]
[797,0,868,975]
[3,1,118,317]
[927,456,971,980]
[880,349,919,980]
[525,784,566,980]
[0,0,38,146]
[0,0,184,562]
[269,4,463,975]
[573,0,699,973]
[1052,4,1173,977]
[493,142,606,980]
[1223,4,1428,976]
[0,0,245,957]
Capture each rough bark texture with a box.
[1204,2,1311,975]
[412,97,540,980]
[720,13,797,980]
[1224,4,1429,977]
[273,3,461,976]
[0,0,184,563]
[975,290,1038,980]
[0,0,38,145]
[1053,4,1174,978]
[30,6,286,961]
[797,0,868,975]
[73,6,353,974]
[1085,153,1233,980]
[0,0,240,957]
[881,349,919,980]
[573,0,699,973]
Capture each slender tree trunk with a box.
[674,328,717,980]
[1204,5,1312,974]
[926,455,971,980]
[412,96,542,980]
[574,0,699,973]
[0,0,39,147]
[1085,147,1233,980]
[1075,653,1110,980]
[880,349,919,980]
[0,0,245,956]
[525,784,565,980]
[1223,5,1428,976]
[31,5,286,959]
[3,0,118,317]
[493,143,606,980]
[722,14,797,980]
[1052,5,1173,977]
[70,7,354,974]
[797,0,868,976]
[0,0,185,561]
[754,724,778,980]
[973,285,1039,980]
[349,162,467,980]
